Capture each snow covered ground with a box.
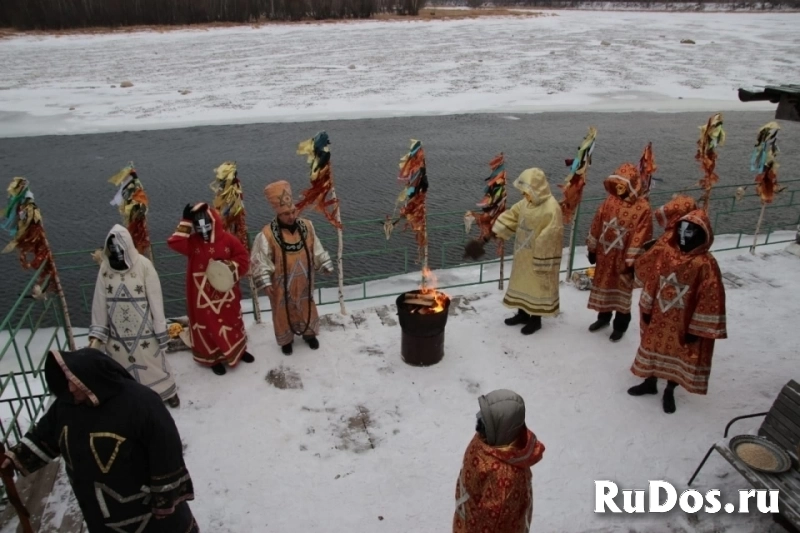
[2,238,799,532]
[1,10,799,137]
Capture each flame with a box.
[420,268,448,313]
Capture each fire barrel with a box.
[396,290,451,366]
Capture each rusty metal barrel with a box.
[396,291,451,366]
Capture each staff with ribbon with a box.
[211,161,262,323]
[296,131,346,315]
[463,153,508,289]
[559,126,597,280]
[695,113,726,211]
[638,142,658,198]
[1,178,75,350]
[749,121,781,254]
[384,139,430,289]
[108,163,153,260]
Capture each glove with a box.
[643,239,657,252]
[685,333,700,343]
[182,203,194,221]
[642,313,651,325]
[624,265,635,276]
[588,251,596,265]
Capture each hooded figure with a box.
[633,194,698,289]
[167,202,253,375]
[492,168,564,335]
[586,163,653,342]
[89,225,179,407]
[630,209,727,413]
[2,349,198,532]
[250,181,333,356]
[453,389,545,533]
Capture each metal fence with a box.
[1,178,798,451]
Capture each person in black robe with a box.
[1,348,198,532]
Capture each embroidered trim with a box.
[20,437,53,464]
[269,219,308,252]
[53,351,99,406]
[151,473,192,493]
[89,325,110,343]
[89,432,127,474]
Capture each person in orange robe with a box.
[453,389,545,533]
[630,209,727,413]
[250,181,333,356]
[634,194,698,289]
[586,163,653,342]
[167,202,254,376]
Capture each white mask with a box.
[193,213,213,242]
[678,220,696,247]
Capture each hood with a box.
[44,349,135,406]
[478,389,527,446]
[513,168,552,207]
[191,202,224,244]
[104,224,139,271]
[674,208,714,254]
[483,428,545,470]
[655,195,698,230]
[603,163,640,201]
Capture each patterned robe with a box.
[587,174,652,313]
[493,169,564,317]
[634,194,698,288]
[6,350,197,532]
[250,218,332,346]
[453,430,545,533]
[90,225,176,401]
[167,207,250,367]
[632,210,727,394]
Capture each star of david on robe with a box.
[657,272,690,313]
[599,217,628,254]
[276,260,312,315]
[514,218,536,253]
[108,285,153,354]
[193,272,235,314]
[455,472,470,520]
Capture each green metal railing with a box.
[0,259,68,449]
[1,179,798,450]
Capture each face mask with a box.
[107,235,126,270]
[677,220,705,253]
[193,212,213,242]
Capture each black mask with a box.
[677,221,706,253]
[193,210,213,242]
[476,414,486,438]
[107,235,127,271]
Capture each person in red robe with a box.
[634,194,698,288]
[630,209,727,413]
[453,389,545,533]
[586,163,653,342]
[167,202,254,376]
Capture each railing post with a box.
[566,202,582,281]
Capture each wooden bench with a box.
[688,379,800,529]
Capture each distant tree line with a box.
[0,0,426,29]
[1,0,797,29]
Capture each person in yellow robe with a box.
[250,181,333,356]
[491,168,564,335]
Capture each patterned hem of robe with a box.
[275,317,320,346]
[588,287,632,313]
[191,338,246,367]
[631,346,710,395]
[503,292,559,317]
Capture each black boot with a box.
[281,343,293,356]
[166,394,180,408]
[505,310,530,326]
[610,312,632,342]
[303,336,319,350]
[211,363,226,376]
[628,377,658,396]
[521,315,542,335]
[241,351,255,363]
[589,312,612,332]
[663,381,678,414]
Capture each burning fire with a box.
[406,268,448,314]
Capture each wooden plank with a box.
[768,405,800,445]
[782,381,800,406]
[759,421,797,455]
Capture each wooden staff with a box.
[330,188,346,315]
[0,444,34,533]
[498,241,505,290]
[750,203,767,255]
